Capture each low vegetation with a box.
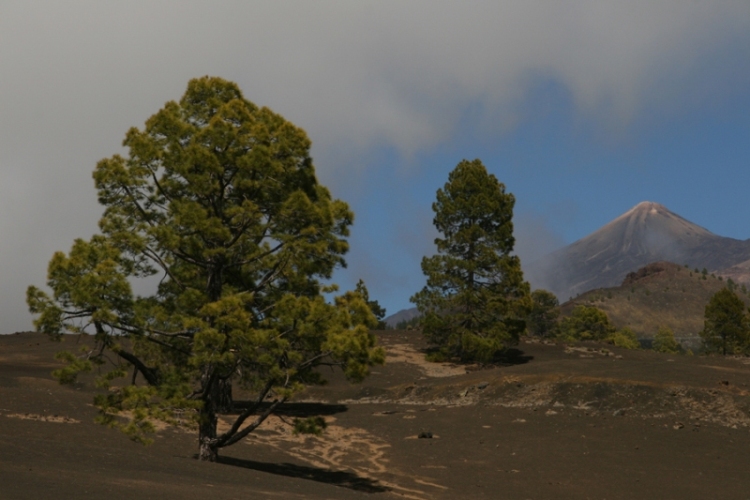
[700,288,750,355]
[560,261,750,347]
[652,326,682,354]
[556,305,639,349]
[527,289,560,337]
[606,327,640,350]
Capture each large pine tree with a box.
[411,159,530,362]
[27,76,384,461]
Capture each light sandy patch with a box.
[564,346,614,357]
[495,381,555,409]
[385,344,465,377]
[413,478,448,489]
[219,414,444,500]
[701,364,750,375]
[674,388,750,429]
[5,412,79,424]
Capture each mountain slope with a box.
[384,307,421,328]
[560,261,750,348]
[526,202,750,300]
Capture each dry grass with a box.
[562,262,750,341]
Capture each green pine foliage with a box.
[410,159,530,363]
[527,289,560,337]
[292,416,327,436]
[652,326,681,354]
[355,279,387,329]
[26,77,384,461]
[700,288,750,355]
[558,305,615,341]
[606,327,640,350]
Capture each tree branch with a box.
[110,347,160,386]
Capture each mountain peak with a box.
[526,202,750,300]
[597,201,713,243]
[611,201,676,226]
[629,201,666,214]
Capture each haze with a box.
[2,2,750,331]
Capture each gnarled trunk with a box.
[197,368,228,461]
[198,402,219,461]
[216,378,233,413]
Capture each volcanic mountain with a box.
[526,201,750,301]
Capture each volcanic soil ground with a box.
[3,331,750,499]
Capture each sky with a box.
[2,1,750,331]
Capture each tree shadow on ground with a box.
[421,346,533,367]
[230,402,348,417]
[494,348,533,366]
[217,456,389,493]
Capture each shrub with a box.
[606,327,640,350]
[527,289,560,337]
[559,305,615,341]
[652,326,681,354]
[701,288,750,355]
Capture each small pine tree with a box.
[653,326,681,354]
[410,159,530,363]
[527,289,560,337]
[355,279,387,329]
[607,327,640,349]
[700,288,750,355]
[558,305,615,341]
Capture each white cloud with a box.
[1,1,748,330]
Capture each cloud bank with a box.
[1,1,749,330]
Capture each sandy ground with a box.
[3,331,750,499]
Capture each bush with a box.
[558,305,615,341]
[606,328,640,350]
[527,289,560,337]
[652,326,681,354]
[700,288,750,355]
[293,416,327,436]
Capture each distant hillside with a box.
[526,202,750,301]
[560,261,750,347]
[384,307,420,328]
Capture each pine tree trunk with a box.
[197,369,223,461]
[198,404,219,461]
[216,378,233,413]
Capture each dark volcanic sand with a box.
[2,331,750,499]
